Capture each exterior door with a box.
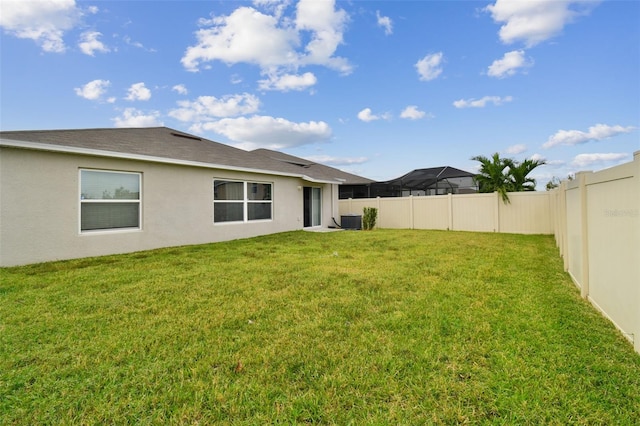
[303,187,321,227]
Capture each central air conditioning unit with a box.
[340,214,362,230]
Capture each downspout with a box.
[331,183,337,223]
[330,183,342,228]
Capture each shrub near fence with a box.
[339,151,640,354]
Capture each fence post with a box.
[448,193,453,231]
[409,195,414,229]
[494,192,501,232]
[576,171,590,299]
[559,181,569,272]
[634,151,640,353]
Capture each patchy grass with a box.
[1,230,639,424]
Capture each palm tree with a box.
[509,158,546,192]
[471,153,545,203]
[471,153,513,202]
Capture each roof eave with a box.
[300,175,343,184]
[0,138,342,184]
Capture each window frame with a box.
[213,179,273,224]
[79,169,142,234]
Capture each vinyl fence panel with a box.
[413,195,450,230]
[499,192,553,234]
[451,193,497,232]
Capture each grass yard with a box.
[1,229,639,424]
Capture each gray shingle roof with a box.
[382,166,476,189]
[0,127,372,184]
[252,148,375,185]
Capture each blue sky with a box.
[1,0,638,187]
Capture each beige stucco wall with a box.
[0,147,338,266]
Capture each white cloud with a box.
[78,31,109,56]
[182,7,296,72]
[122,35,155,52]
[487,50,532,78]
[546,159,566,167]
[125,82,151,101]
[253,0,290,20]
[172,84,188,95]
[485,0,598,47]
[0,0,80,52]
[529,153,547,163]
[357,108,376,122]
[400,105,426,120]
[123,36,142,48]
[304,155,368,166]
[415,52,444,81]
[296,0,350,72]
[74,79,110,100]
[169,93,261,122]
[258,72,317,91]
[543,124,635,149]
[181,1,351,79]
[376,10,392,35]
[113,108,163,128]
[506,144,527,155]
[357,108,391,122]
[453,95,513,108]
[571,153,630,168]
[199,115,332,150]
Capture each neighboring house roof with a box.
[0,127,370,185]
[252,148,375,186]
[381,166,476,190]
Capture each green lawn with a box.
[1,230,639,424]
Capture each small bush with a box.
[362,207,378,230]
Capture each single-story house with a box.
[0,127,373,267]
[339,166,477,199]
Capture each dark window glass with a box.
[248,202,272,220]
[81,203,140,230]
[214,203,244,222]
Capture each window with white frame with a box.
[214,180,272,223]
[80,169,141,232]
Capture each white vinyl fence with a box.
[339,191,553,234]
[339,151,640,353]
[550,151,640,353]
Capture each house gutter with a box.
[0,138,341,185]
